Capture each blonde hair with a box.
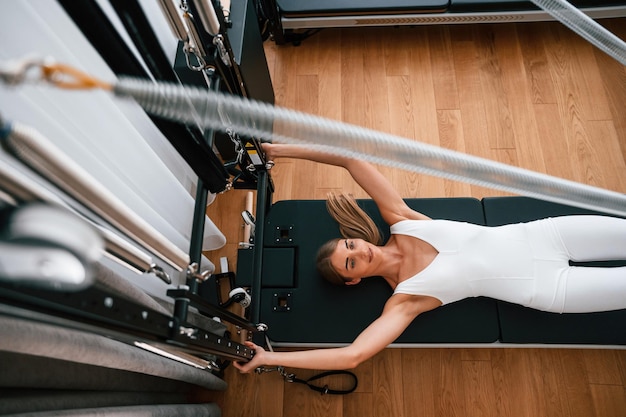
[316,193,382,285]
[326,193,383,245]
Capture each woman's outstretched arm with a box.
[233,294,438,372]
[262,143,429,224]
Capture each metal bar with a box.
[0,283,174,340]
[188,177,209,295]
[0,284,254,362]
[250,170,269,324]
[167,288,258,332]
[169,327,254,362]
[181,74,220,325]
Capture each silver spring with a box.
[113,77,626,217]
[531,0,626,66]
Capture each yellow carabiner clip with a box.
[41,63,112,91]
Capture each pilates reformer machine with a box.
[1,1,626,397]
[0,0,276,378]
[256,0,626,45]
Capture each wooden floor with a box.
[203,19,626,417]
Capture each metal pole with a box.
[250,169,269,324]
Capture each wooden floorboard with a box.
[204,19,626,417]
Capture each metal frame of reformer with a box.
[279,6,626,29]
[0,0,276,366]
[0,126,265,362]
[0,134,265,366]
[0,122,263,365]
[257,1,626,45]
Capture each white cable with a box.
[113,77,626,217]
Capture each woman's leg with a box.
[549,215,626,312]
[550,215,626,261]
[562,266,626,312]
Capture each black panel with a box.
[277,0,449,16]
[397,297,498,343]
[57,0,148,77]
[229,0,275,105]
[262,248,296,287]
[108,0,180,82]
[236,247,255,287]
[276,0,626,15]
[496,302,626,344]
[483,196,626,345]
[450,0,539,12]
[450,0,626,12]
[259,198,499,344]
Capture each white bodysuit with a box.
[391,217,626,313]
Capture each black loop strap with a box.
[290,370,358,395]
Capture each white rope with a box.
[114,77,626,217]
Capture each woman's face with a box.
[329,238,377,284]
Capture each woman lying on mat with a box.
[234,143,626,372]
